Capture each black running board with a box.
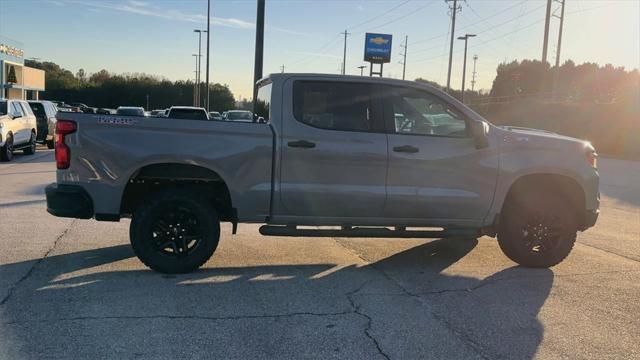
[259,225,479,238]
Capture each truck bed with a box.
[56,113,274,221]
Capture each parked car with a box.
[224,110,253,122]
[209,111,222,121]
[167,106,208,120]
[28,100,58,149]
[149,109,166,117]
[116,106,146,117]
[0,99,38,161]
[96,108,116,115]
[45,73,599,273]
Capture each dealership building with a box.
[0,37,45,100]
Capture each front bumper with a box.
[45,183,94,219]
[581,209,599,231]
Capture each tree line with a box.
[25,60,236,112]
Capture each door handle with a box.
[393,145,419,153]
[288,140,316,149]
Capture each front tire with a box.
[498,192,578,268]
[0,135,14,162]
[23,132,36,155]
[130,189,220,273]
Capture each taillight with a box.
[55,120,77,169]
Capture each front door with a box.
[279,79,387,219]
[383,86,498,223]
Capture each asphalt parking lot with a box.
[1,148,639,359]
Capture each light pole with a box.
[205,0,211,112]
[457,34,476,103]
[194,29,207,107]
[357,65,367,76]
[192,54,199,106]
[253,0,265,112]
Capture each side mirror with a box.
[10,113,21,120]
[470,120,489,149]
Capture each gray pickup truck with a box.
[45,73,599,273]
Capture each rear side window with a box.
[20,102,34,117]
[255,82,271,121]
[0,101,6,115]
[293,81,380,132]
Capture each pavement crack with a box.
[345,281,392,360]
[2,310,355,325]
[0,220,75,306]
[576,242,640,263]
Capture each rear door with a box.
[279,79,388,219]
[382,86,498,223]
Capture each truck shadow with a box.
[0,238,553,359]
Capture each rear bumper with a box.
[45,183,94,219]
[581,209,599,231]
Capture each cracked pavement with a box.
[1,149,639,359]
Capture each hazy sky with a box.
[1,0,638,99]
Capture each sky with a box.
[0,0,638,99]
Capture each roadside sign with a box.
[364,33,392,64]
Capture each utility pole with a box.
[192,54,199,107]
[399,35,408,80]
[553,0,566,100]
[341,30,350,75]
[205,0,211,112]
[458,34,476,104]
[280,65,285,73]
[194,29,206,107]
[471,54,478,92]
[554,0,566,68]
[541,0,552,65]
[445,0,461,92]
[145,94,149,110]
[253,0,266,111]
[357,65,366,76]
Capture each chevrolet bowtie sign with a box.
[364,33,392,64]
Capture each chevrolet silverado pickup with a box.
[45,74,599,273]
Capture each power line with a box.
[352,1,437,35]
[410,0,527,47]
[347,0,412,31]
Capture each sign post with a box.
[364,33,392,77]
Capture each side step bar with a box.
[259,225,479,239]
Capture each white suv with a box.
[0,99,38,161]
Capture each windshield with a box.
[0,101,6,115]
[228,111,252,120]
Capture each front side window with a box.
[0,101,7,115]
[293,81,377,132]
[392,89,467,137]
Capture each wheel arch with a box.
[501,173,586,226]
[120,162,235,223]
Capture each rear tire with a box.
[498,192,577,268]
[23,132,36,155]
[130,189,220,273]
[0,135,14,162]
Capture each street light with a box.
[194,29,207,107]
[357,65,367,76]
[457,34,476,104]
[192,54,199,106]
